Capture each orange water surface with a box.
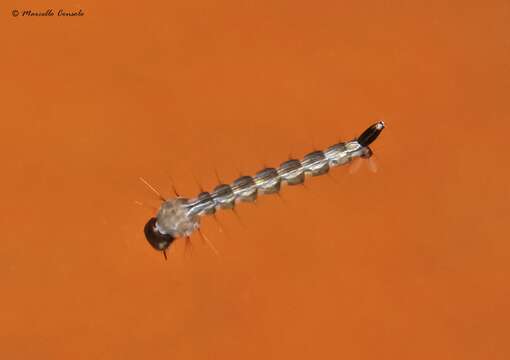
[1,1,509,359]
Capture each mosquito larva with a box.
[143,121,385,258]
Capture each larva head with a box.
[144,217,176,251]
[358,121,385,147]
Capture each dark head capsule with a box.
[357,121,385,147]
[144,217,176,252]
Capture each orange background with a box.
[1,1,509,359]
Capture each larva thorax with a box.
[144,121,385,252]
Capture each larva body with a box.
[144,121,385,254]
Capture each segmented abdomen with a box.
[187,140,364,217]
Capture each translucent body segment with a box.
[278,159,305,185]
[324,143,349,167]
[301,150,329,176]
[231,175,258,202]
[212,184,236,209]
[345,141,363,158]
[188,191,215,216]
[254,168,281,194]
